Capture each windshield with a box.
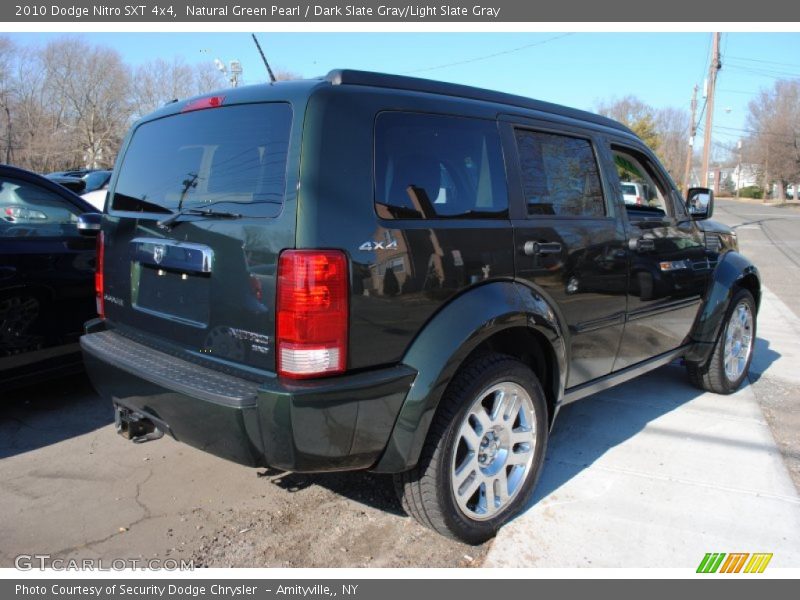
[112,102,292,217]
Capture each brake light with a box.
[181,95,225,113]
[276,250,348,379]
[636,196,644,206]
[95,231,104,318]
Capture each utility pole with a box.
[701,32,721,188]
[682,84,698,193]
[735,139,742,198]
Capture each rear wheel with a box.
[687,288,756,394]
[394,353,548,544]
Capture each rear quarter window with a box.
[374,112,508,220]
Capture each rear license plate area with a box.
[133,265,209,327]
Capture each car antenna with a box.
[251,33,276,83]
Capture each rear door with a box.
[502,118,629,387]
[602,142,710,369]
[104,100,296,374]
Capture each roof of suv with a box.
[325,69,635,136]
[140,69,637,139]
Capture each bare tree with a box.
[40,38,132,168]
[191,61,228,96]
[596,96,693,183]
[653,106,691,183]
[0,37,16,163]
[596,95,661,153]
[745,79,800,200]
[8,44,67,172]
[132,57,195,118]
[1,35,301,173]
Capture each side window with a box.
[612,147,671,218]
[0,177,81,238]
[514,129,605,217]
[374,112,508,219]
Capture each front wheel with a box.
[687,288,757,394]
[394,354,549,544]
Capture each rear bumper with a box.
[80,326,416,471]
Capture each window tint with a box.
[375,112,508,219]
[515,130,605,217]
[113,103,292,217]
[612,148,670,217]
[0,177,80,238]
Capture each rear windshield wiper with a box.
[157,207,243,231]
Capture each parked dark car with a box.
[80,71,760,544]
[1,164,99,388]
[47,175,86,195]
[47,169,112,193]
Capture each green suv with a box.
[81,70,760,543]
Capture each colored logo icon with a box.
[697,553,773,573]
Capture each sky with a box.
[6,32,800,157]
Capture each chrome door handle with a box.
[629,238,655,253]
[523,241,562,256]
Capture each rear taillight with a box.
[276,250,348,379]
[636,196,644,206]
[95,231,105,318]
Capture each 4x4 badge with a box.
[359,240,398,251]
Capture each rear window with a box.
[621,184,636,195]
[375,112,508,219]
[112,103,292,217]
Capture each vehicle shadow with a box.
[749,336,781,383]
[528,342,778,508]
[267,469,404,516]
[530,363,702,505]
[0,373,113,459]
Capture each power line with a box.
[717,88,759,95]
[725,64,800,80]
[697,34,712,88]
[694,96,708,131]
[404,33,575,75]
[726,55,800,69]
[715,124,799,141]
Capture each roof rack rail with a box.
[325,69,633,135]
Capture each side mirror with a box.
[686,188,714,220]
[77,212,102,236]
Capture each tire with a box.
[687,288,756,394]
[394,353,549,545]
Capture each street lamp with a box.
[214,57,243,88]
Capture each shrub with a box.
[738,185,763,199]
